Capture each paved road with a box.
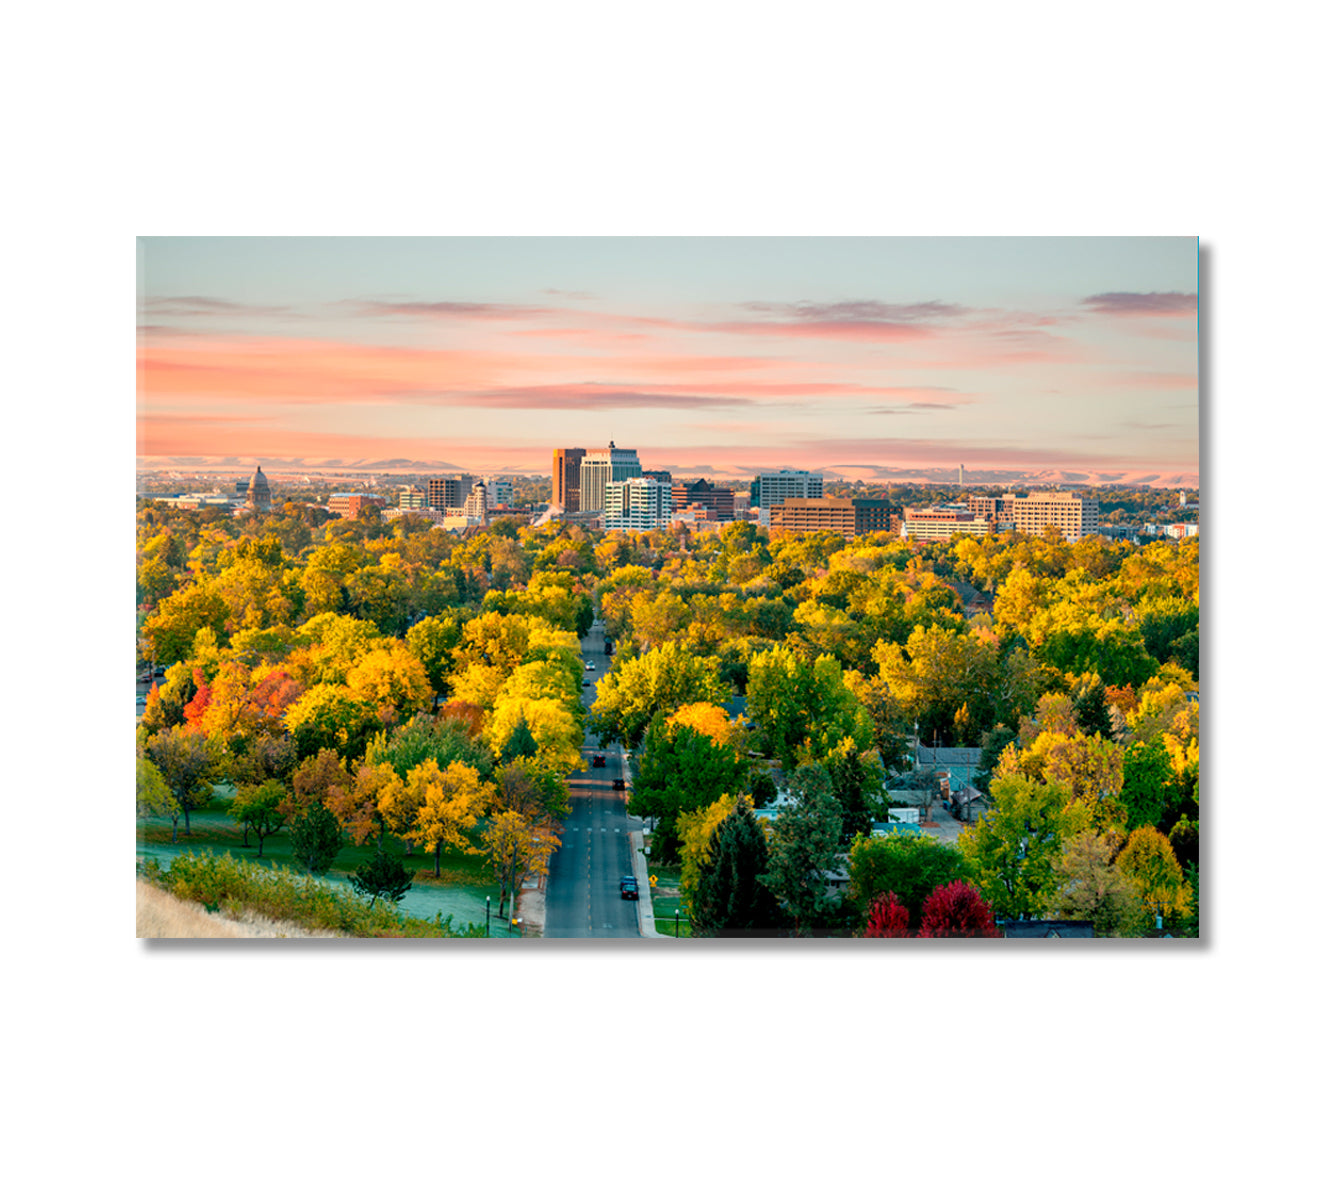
[543,622,643,939]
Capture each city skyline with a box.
[137,237,1199,486]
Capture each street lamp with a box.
[674,908,680,938]
[485,896,491,937]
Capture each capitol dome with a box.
[247,464,272,512]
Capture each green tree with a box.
[957,774,1083,920]
[760,770,842,935]
[350,848,413,909]
[136,753,179,825]
[229,780,288,856]
[825,740,886,843]
[1120,738,1174,831]
[846,832,969,926]
[690,801,781,937]
[142,726,222,840]
[631,715,747,863]
[290,801,344,874]
[590,641,730,749]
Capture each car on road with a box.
[591,753,606,767]
[581,679,591,688]
[584,661,595,670]
[620,875,639,900]
[612,778,626,790]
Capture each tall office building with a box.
[426,475,476,511]
[399,485,428,509]
[579,442,643,513]
[463,481,489,522]
[1011,491,1099,542]
[552,448,586,512]
[750,469,824,509]
[604,477,674,531]
[483,477,514,506]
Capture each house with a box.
[1000,920,1095,938]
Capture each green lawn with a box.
[648,866,692,937]
[137,784,500,929]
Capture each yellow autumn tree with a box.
[667,702,741,750]
[1116,826,1192,920]
[403,761,493,877]
[482,809,560,918]
[678,792,745,904]
[345,643,432,726]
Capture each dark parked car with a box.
[612,778,626,791]
[620,875,639,900]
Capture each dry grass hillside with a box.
[136,879,344,939]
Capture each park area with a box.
[137,782,504,936]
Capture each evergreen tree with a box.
[692,802,780,937]
[350,849,413,909]
[290,801,344,874]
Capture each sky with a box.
[137,236,1199,485]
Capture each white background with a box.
[8,2,1323,1197]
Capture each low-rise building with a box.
[768,496,898,539]
[327,493,387,519]
[902,504,994,543]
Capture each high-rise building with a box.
[579,442,643,513]
[1011,491,1099,542]
[604,476,674,531]
[768,496,898,539]
[399,485,428,509]
[750,469,824,510]
[463,481,489,522]
[552,448,586,512]
[246,464,272,512]
[671,478,737,521]
[426,475,476,511]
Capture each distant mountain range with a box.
[135,456,1198,489]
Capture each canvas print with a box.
[135,236,1200,939]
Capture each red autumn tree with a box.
[918,880,1001,938]
[181,668,213,727]
[864,891,911,938]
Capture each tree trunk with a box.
[434,844,441,878]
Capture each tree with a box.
[826,740,886,843]
[631,715,747,863]
[590,641,731,749]
[1052,830,1151,937]
[760,772,842,935]
[957,774,1083,920]
[229,780,288,856]
[691,801,781,937]
[290,801,344,874]
[404,760,493,877]
[847,832,969,926]
[747,646,874,767]
[350,848,413,909]
[918,880,1001,938]
[1120,739,1174,831]
[406,614,462,700]
[136,753,178,825]
[142,726,222,840]
[1116,826,1192,921]
[677,793,742,912]
[482,810,560,919]
[864,891,911,938]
